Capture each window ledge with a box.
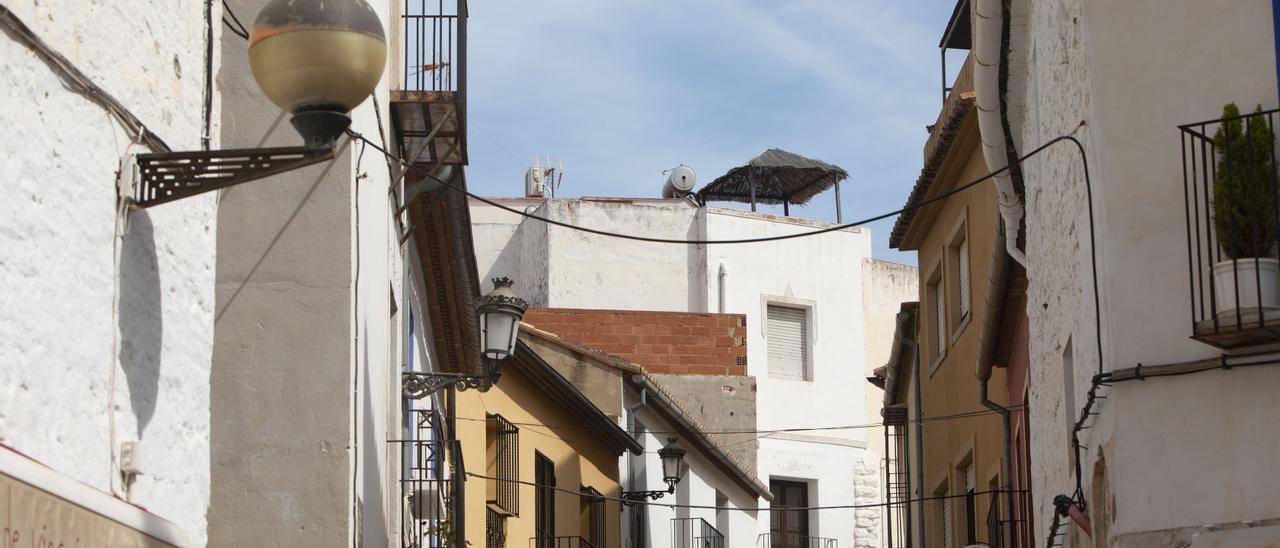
[928,353,946,377]
[951,313,971,344]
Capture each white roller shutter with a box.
[767,305,808,379]
[934,282,946,357]
[958,238,970,320]
[943,489,953,548]
[965,463,975,494]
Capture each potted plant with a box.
[1212,102,1280,316]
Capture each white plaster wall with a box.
[627,405,759,548]
[0,0,215,543]
[1013,0,1280,542]
[858,259,917,548]
[471,198,904,546]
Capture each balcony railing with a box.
[1181,107,1280,348]
[392,0,467,165]
[757,533,838,548]
[529,536,597,548]
[672,517,725,548]
[399,409,464,548]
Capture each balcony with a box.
[391,0,467,166]
[529,536,597,548]
[757,533,838,548]
[1181,106,1280,348]
[672,517,725,548]
[398,409,464,548]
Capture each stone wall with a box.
[0,1,216,543]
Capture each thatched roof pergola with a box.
[696,148,849,217]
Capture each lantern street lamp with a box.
[129,0,388,208]
[622,438,686,505]
[403,277,528,399]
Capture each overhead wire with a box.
[222,1,250,41]
[347,130,1088,246]
[466,472,1024,512]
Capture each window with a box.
[767,305,809,380]
[486,414,519,515]
[769,479,810,548]
[951,233,971,328]
[962,461,976,545]
[535,452,556,548]
[486,507,507,548]
[927,272,946,366]
[938,483,953,548]
[583,486,605,548]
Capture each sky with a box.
[462,0,966,265]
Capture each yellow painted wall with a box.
[456,361,623,548]
[904,114,1012,548]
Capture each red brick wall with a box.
[522,308,748,376]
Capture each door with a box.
[769,480,809,548]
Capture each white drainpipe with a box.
[717,262,728,313]
[974,0,1027,266]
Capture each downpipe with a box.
[979,379,1015,546]
[974,0,1027,266]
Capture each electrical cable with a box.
[222,0,250,41]
[465,472,1023,512]
[453,404,1024,436]
[0,5,169,153]
[351,139,367,548]
[346,131,1089,246]
[203,0,214,150]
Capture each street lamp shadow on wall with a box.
[125,0,387,209]
[402,277,529,399]
[621,437,686,505]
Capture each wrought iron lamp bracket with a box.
[130,145,335,208]
[620,482,677,506]
[402,371,496,400]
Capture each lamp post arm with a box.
[131,145,336,208]
[402,371,497,400]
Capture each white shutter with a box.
[942,490,954,548]
[965,463,975,494]
[934,282,946,357]
[767,305,808,379]
[958,238,970,320]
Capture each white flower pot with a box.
[1212,257,1280,315]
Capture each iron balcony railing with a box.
[1181,106,1280,348]
[757,533,838,548]
[671,517,725,548]
[402,0,466,94]
[399,409,465,548]
[529,536,597,548]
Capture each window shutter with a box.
[767,305,808,379]
[958,238,970,319]
[943,490,954,548]
[965,463,975,493]
[934,283,946,356]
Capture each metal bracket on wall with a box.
[402,371,495,399]
[132,146,335,208]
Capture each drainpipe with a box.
[910,337,926,548]
[626,388,647,545]
[717,263,728,313]
[976,219,1015,545]
[974,0,1026,266]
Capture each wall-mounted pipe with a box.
[717,263,728,313]
[974,0,1026,266]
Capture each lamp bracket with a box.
[132,145,335,208]
[402,371,495,400]
[620,483,677,506]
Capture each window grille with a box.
[767,305,809,379]
[486,507,507,548]
[535,452,556,548]
[488,414,519,515]
[585,487,606,548]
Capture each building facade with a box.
[472,196,918,546]
[995,0,1280,545]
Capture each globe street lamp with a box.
[622,438,687,505]
[130,0,387,208]
[403,278,528,399]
